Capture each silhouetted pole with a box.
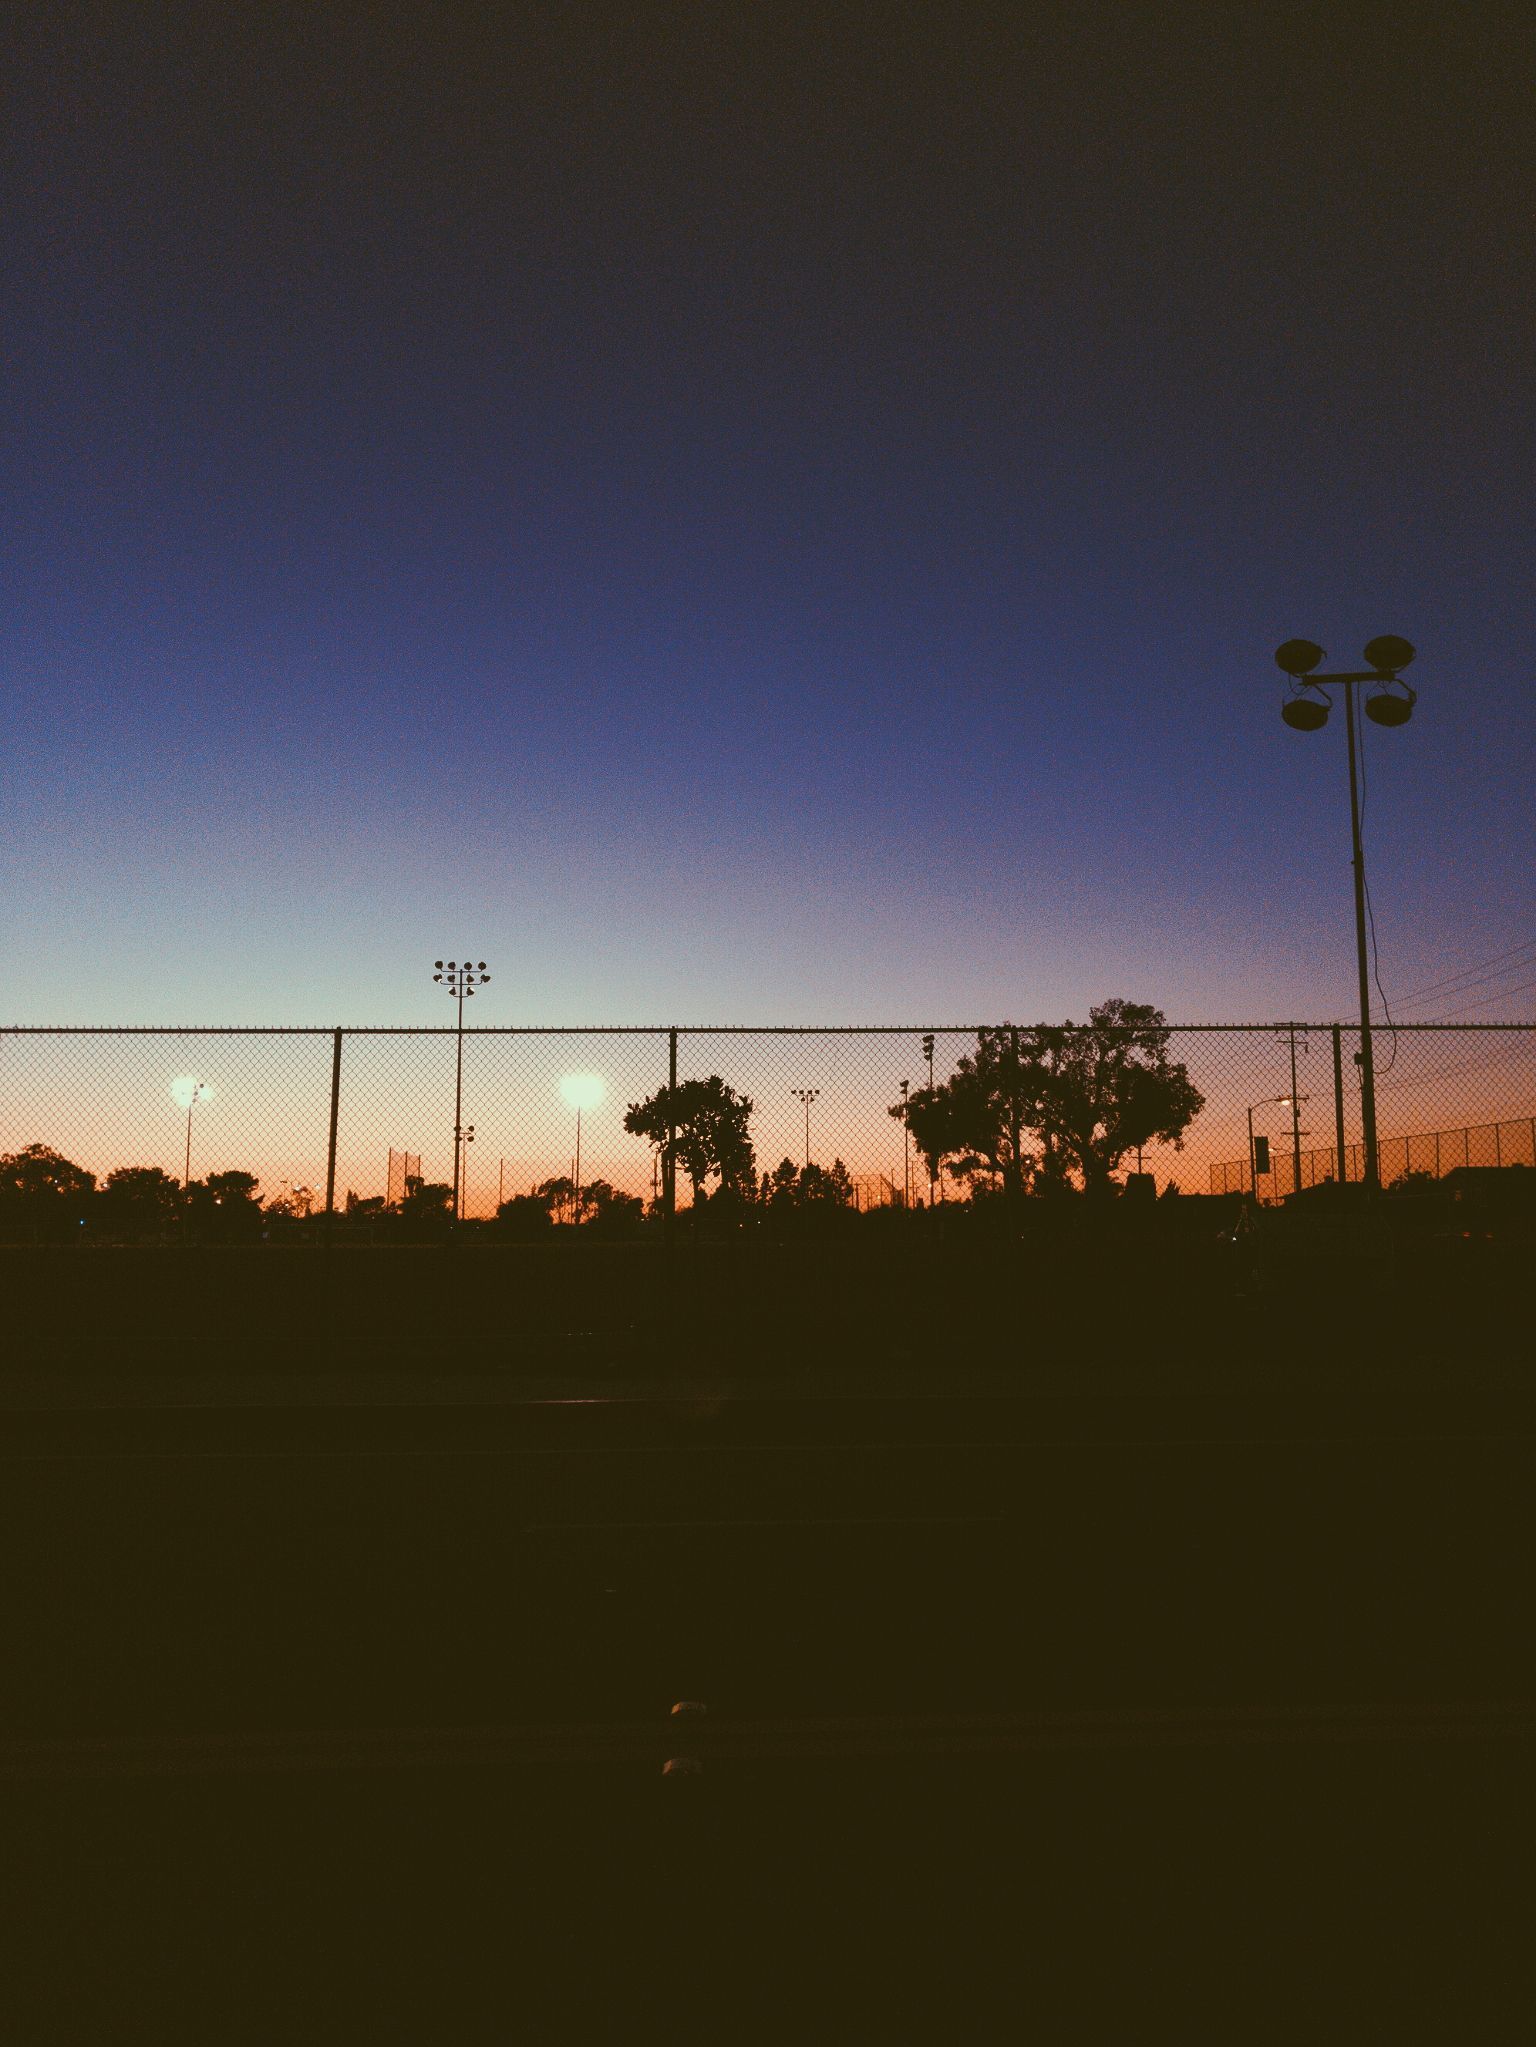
[1341,692,1379,1190]
[664,1028,678,1226]
[433,958,490,1223]
[1275,637,1419,1194]
[179,1079,211,1190]
[324,1029,342,1220]
[1332,1026,1347,1185]
[792,1087,819,1169]
[1287,1025,1303,1198]
[900,1079,911,1207]
[922,1033,937,1202]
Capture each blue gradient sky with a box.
[6,7,1533,1027]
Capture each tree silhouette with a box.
[1,1144,95,1205]
[890,1003,1203,1197]
[496,1192,555,1238]
[579,1179,645,1234]
[0,1144,96,1238]
[890,1026,1041,1197]
[534,1175,579,1225]
[185,1169,264,1239]
[99,1165,183,1237]
[760,1157,855,1209]
[1025,1000,1204,1193]
[398,1177,453,1233]
[624,1076,756,1203]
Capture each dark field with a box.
[3,1246,1533,2039]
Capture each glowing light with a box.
[170,1075,213,1109]
[559,1073,606,1110]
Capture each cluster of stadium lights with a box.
[432,959,491,996]
[1276,635,1417,730]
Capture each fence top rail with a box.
[4,1022,1534,1038]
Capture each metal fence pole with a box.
[325,1028,342,1219]
[664,1028,678,1227]
[1331,1025,1346,1187]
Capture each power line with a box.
[1424,975,1536,1024]
[1392,937,1536,1009]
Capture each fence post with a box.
[663,1028,678,1227]
[324,1028,342,1220]
[1331,1026,1347,1187]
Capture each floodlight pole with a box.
[1276,638,1417,1195]
[432,959,490,1224]
[792,1088,819,1170]
[1340,688,1381,1192]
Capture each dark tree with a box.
[185,1169,264,1240]
[890,1026,1042,1198]
[534,1175,579,1225]
[99,1165,183,1238]
[624,1076,756,1203]
[496,1192,555,1238]
[0,1144,96,1238]
[579,1179,645,1234]
[890,1003,1204,1198]
[398,1178,453,1234]
[761,1157,855,1209]
[1024,1000,1204,1193]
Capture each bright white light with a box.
[170,1075,214,1109]
[559,1072,606,1111]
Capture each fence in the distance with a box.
[3,1022,1533,1224]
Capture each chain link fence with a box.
[2,1023,1533,1239]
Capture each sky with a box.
[5,4,1535,1030]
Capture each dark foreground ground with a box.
[4,1379,1535,2040]
[3,1245,1532,2040]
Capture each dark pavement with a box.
[3,1386,1532,2040]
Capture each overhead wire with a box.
[1391,941,1536,1013]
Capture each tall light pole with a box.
[433,958,490,1224]
[791,1087,819,1170]
[559,1073,606,1223]
[170,1076,212,1189]
[1274,637,1418,1193]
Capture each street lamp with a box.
[559,1073,605,1222]
[432,957,490,1223]
[1274,636,1419,1192]
[791,1088,819,1170]
[170,1075,213,1189]
[1246,1094,1292,1207]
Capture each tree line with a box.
[2,1003,1205,1239]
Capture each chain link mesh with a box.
[2,1023,1532,1237]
